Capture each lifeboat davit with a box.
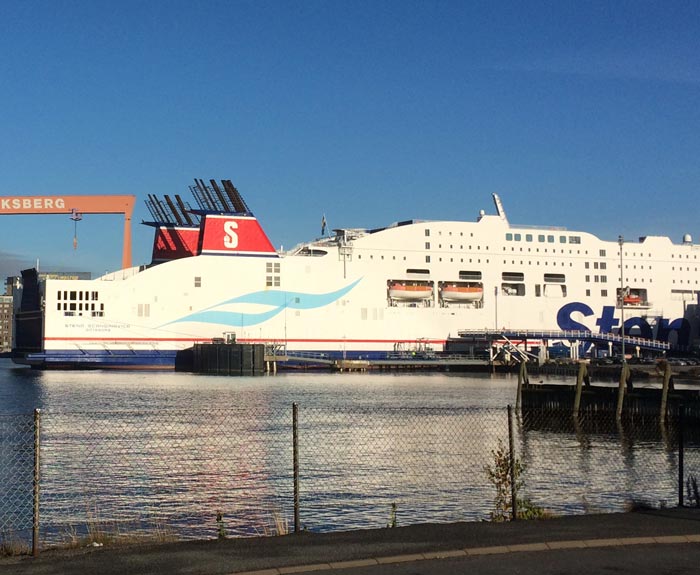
[441,283,484,302]
[388,282,433,300]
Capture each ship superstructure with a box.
[12,179,700,368]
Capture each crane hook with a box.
[70,208,82,250]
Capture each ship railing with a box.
[456,329,670,350]
[98,267,142,281]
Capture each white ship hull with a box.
[12,181,699,368]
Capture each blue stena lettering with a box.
[556,302,593,331]
[557,302,691,347]
[595,306,619,334]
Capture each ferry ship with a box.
[11,179,700,369]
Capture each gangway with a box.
[457,329,671,352]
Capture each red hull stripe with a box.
[45,337,447,345]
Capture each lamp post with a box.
[618,235,625,364]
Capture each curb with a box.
[231,534,700,575]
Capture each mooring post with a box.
[660,362,672,424]
[573,362,587,417]
[678,404,685,507]
[32,408,41,557]
[616,363,629,420]
[507,405,517,521]
[292,402,300,532]
[515,361,528,410]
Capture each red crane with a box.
[0,195,136,269]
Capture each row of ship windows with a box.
[406,270,568,283]
[358,250,697,267]
[425,229,474,237]
[505,233,582,244]
[422,228,695,259]
[586,289,609,297]
[58,302,105,316]
[56,291,100,301]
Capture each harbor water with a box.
[1,359,698,546]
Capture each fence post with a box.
[678,404,684,508]
[507,405,517,521]
[32,408,41,557]
[292,403,300,532]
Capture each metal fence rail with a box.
[1,405,698,555]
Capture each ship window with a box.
[57,291,61,300]
[425,256,431,263]
[569,236,581,244]
[601,275,607,282]
[425,242,430,249]
[585,262,590,269]
[407,269,430,275]
[501,283,525,296]
[559,236,567,243]
[506,233,513,241]
[535,285,541,297]
[526,234,533,242]
[194,276,202,287]
[424,229,430,237]
[594,262,599,269]
[502,272,524,282]
[459,270,482,280]
[538,235,545,242]
[601,290,608,297]
[547,235,554,243]
[600,249,606,257]
[543,284,567,298]
[544,273,566,283]
[70,291,77,300]
[69,303,76,311]
[514,233,521,241]
[600,262,607,270]
[266,276,273,287]
[92,291,98,300]
[274,277,280,287]
[57,303,61,310]
[586,289,591,296]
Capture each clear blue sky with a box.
[1,0,698,279]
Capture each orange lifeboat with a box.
[441,283,484,302]
[388,281,433,300]
[623,295,642,305]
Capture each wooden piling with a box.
[616,363,630,420]
[516,361,528,410]
[660,361,672,423]
[573,362,589,416]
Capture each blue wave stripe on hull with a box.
[164,279,362,328]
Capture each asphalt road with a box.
[302,544,700,575]
[2,508,699,575]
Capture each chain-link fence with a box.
[516,408,699,516]
[1,405,698,555]
[0,413,36,555]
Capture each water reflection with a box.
[1,361,699,546]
